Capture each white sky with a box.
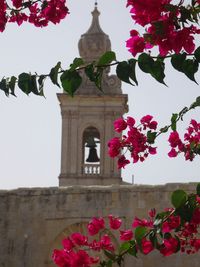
[0,0,199,189]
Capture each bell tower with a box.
[57,4,128,186]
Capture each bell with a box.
[86,147,100,162]
[86,137,100,162]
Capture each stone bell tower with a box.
[57,4,128,186]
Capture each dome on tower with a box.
[76,4,122,95]
[78,5,111,63]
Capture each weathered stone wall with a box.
[0,183,199,267]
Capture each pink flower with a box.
[108,215,122,230]
[168,131,182,148]
[87,217,105,236]
[52,249,71,267]
[193,239,200,252]
[127,116,136,127]
[140,115,158,130]
[141,238,154,255]
[100,235,115,251]
[160,237,179,256]
[108,137,121,158]
[162,215,180,233]
[114,118,127,133]
[148,208,156,218]
[149,146,157,155]
[126,35,146,57]
[168,148,178,158]
[191,208,200,224]
[70,233,88,246]
[117,155,130,169]
[89,240,101,251]
[72,250,91,267]
[120,229,133,241]
[62,238,74,251]
[12,0,22,8]
[132,217,152,228]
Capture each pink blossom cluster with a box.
[52,215,122,267]
[126,0,200,56]
[108,116,158,169]
[168,119,200,161]
[53,196,200,266]
[0,0,69,31]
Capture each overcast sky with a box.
[0,0,199,189]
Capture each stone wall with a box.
[0,183,199,267]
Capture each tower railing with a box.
[82,164,101,175]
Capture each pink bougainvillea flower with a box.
[141,238,154,254]
[120,229,133,241]
[108,215,122,230]
[62,237,74,251]
[162,215,181,233]
[117,155,130,169]
[100,235,115,251]
[191,208,200,224]
[87,217,105,236]
[108,137,121,158]
[148,208,156,218]
[127,116,136,127]
[132,217,152,228]
[70,233,88,246]
[160,237,179,256]
[114,118,127,133]
[126,35,146,57]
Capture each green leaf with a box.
[194,46,200,63]
[104,250,115,261]
[179,107,188,117]
[128,59,138,85]
[18,73,32,95]
[190,96,200,109]
[105,260,112,267]
[150,60,166,85]
[171,53,186,72]
[84,64,103,90]
[147,131,157,144]
[197,183,200,196]
[171,113,178,131]
[98,51,116,66]
[9,76,17,96]
[119,242,131,253]
[70,58,84,71]
[116,61,132,85]
[159,126,169,133]
[94,68,103,90]
[182,59,199,83]
[138,53,154,73]
[128,245,137,257]
[171,189,188,209]
[149,232,158,248]
[60,70,82,96]
[85,64,96,82]
[188,193,197,209]
[135,226,147,246]
[0,78,9,96]
[138,54,166,85]
[30,75,39,95]
[49,62,61,87]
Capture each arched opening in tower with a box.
[82,126,101,175]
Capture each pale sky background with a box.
[0,0,199,189]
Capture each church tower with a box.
[57,4,128,186]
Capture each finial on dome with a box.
[94,1,98,8]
